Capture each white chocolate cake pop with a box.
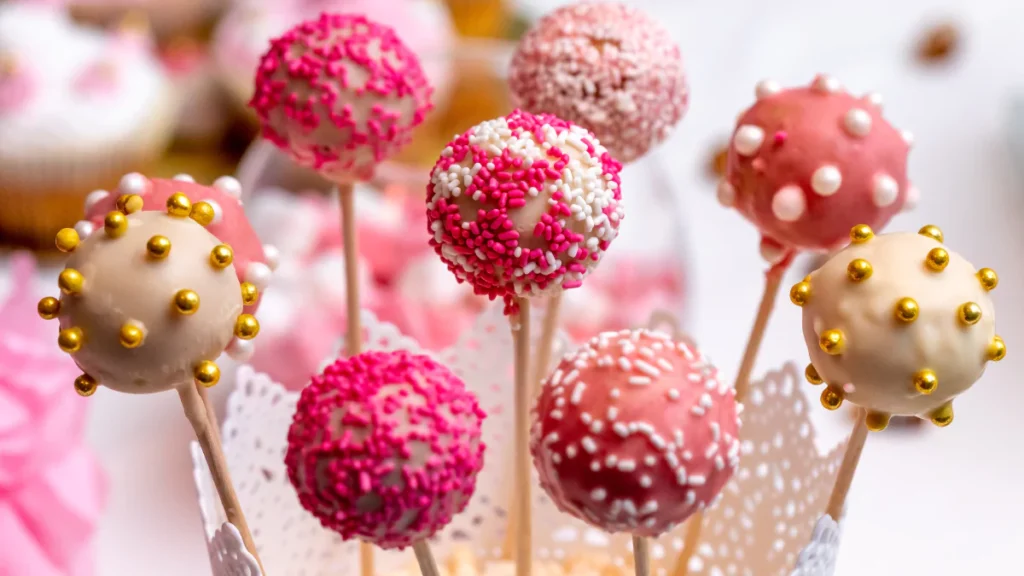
[39,192,262,396]
[792,224,1004,430]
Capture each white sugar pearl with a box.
[872,174,899,207]
[755,80,781,99]
[214,176,243,200]
[226,338,254,362]
[245,262,272,290]
[903,185,919,211]
[733,125,765,156]
[204,199,223,225]
[172,173,195,182]
[759,240,786,264]
[74,220,95,239]
[83,189,108,212]
[771,185,806,221]
[118,172,147,195]
[262,244,280,270]
[811,75,841,93]
[844,109,872,137]
[865,92,884,108]
[810,165,842,196]
[716,180,736,207]
[901,130,914,147]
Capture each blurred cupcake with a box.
[0,4,175,247]
[160,37,231,148]
[65,0,224,41]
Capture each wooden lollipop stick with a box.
[633,536,651,576]
[826,411,869,520]
[511,298,533,576]
[178,382,266,575]
[413,541,442,576]
[196,383,221,444]
[671,255,794,576]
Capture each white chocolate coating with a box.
[801,231,997,417]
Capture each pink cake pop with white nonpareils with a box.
[508,2,688,164]
[718,76,914,262]
[249,12,433,183]
[426,109,624,315]
[285,350,486,549]
[531,329,740,536]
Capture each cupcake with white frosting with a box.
[0,3,175,247]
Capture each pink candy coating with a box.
[249,13,433,183]
[720,76,911,254]
[285,350,486,549]
[531,329,740,537]
[508,2,689,164]
[426,109,624,315]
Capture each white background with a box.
[2,0,1023,574]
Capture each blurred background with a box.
[0,0,1021,574]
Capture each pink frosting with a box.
[426,110,624,315]
[509,2,689,164]
[285,350,486,549]
[721,76,912,255]
[250,12,433,183]
[531,329,740,536]
[0,61,35,113]
[81,174,273,312]
[72,60,119,95]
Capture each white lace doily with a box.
[789,515,842,576]
[193,305,849,576]
[208,522,262,576]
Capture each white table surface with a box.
[2,0,1023,574]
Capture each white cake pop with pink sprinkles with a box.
[531,329,740,536]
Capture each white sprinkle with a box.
[607,407,619,420]
[551,370,564,386]
[902,130,915,147]
[733,125,765,156]
[590,420,604,433]
[675,467,687,486]
[666,452,680,468]
[550,410,563,420]
[705,444,719,458]
[872,174,899,207]
[682,451,693,461]
[644,455,657,466]
[617,460,637,472]
[83,189,109,212]
[689,475,707,486]
[656,358,674,372]
[555,397,566,407]
[810,165,842,196]
[617,357,633,371]
[629,376,652,386]
[74,220,96,239]
[700,393,714,408]
[172,173,195,182]
[755,79,782,99]
[613,422,630,437]
[622,500,638,517]
[571,382,586,405]
[715,456,725,470]
[563,370,579,385]
[691,405,706,416]
[648,433,667,450]
[811,74,841,93]
[610,388,621,399]
[591,461,601,471]
[543,432,559,445]
[685,491,697,505]
[582,437,598,453]
[674,429,684,447]
[640,475,653,488]
[566,445,577,458]
[638,347,655,359]
[552,453,562,464]
[678,343,694,360]
[591,488,607,502]
[640,501,659,515]
[865,92,884,108]
[771,185,806,222]
[844,108,872,137]
[667,389,681,401]
[605,455,618,467]
[710,422,721,442]
[581,412,593,424]
[634,360,661,378]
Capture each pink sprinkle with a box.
[773,131,788,145]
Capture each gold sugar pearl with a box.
[865,411,891,432]
[849,224,874,243]
[234,314,260,340]
[913,369,938,394]
[74,374,98,397]
[194,361,221,387]
[166,192,192,217]
[55,228,80,252]
[190,201,216,226]
[117,194,144,214]
[210,245,234,269]
[820,387,844,410]
[119,323,145,349]
[58,327,83,353]
[930,402,954,427]
[819,329,845,355]
[58,268,84,295]
[925,247,949,271]
[241,282,259,306]
[977,268,998,291]
[173,289,200,315]
[958,302,982,325]
[789,281,811,306]
[804,363,823,385]
[147,235,171,259]
[894,297,919,323]
[988,336,1006,362]
[37,296,60,320]
[104,211,128,238]
[847,258,873,282]
[918,224,944,243]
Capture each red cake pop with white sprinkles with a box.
[250,12,433,183]
[717,75,914,263]
[285,350,486,549]
[426,109,624,315]
[508,2,689,163]
[531,329,740,536]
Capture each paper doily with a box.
[789,515,841,576]
[193,305,849,576]
[209,522,262,576]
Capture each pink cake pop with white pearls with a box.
[285,350,486,549]
[249,12,433,183]
[426,109,624,315]
[717,75,914,264]
[532,329,740,536]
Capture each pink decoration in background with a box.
[0,253,106,576]
[72,60,119,95]
[0,60,35,113]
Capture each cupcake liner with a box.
[0,91,177,248]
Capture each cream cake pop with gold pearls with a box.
[791,223,1004,430]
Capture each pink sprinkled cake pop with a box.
[285,350,486,549]
[717,75,914,263]
[531,329,740,536]
[508,2,689,163]
[249,12,433,183]
[426,109,624,315]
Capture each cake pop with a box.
[718,75,913,260]
[793,224,1003,430]
[286,350,485,551]
[532,329,740,536]
[426,109,624,315]
[508,2,689,164]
